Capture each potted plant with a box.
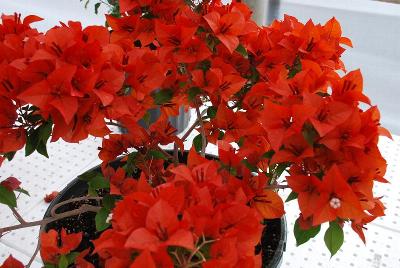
[0,0,391,267]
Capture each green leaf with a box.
[197,60,211,72]
[188,87,202,102]
[285,191,298,202]
[3,151,16,161]
[141,111,151,128]
[294,219,321,246]
[274,163,289,178]
[25,129,39,156]
[66,252,80,265]
[58,254,69,268]
[95,207,111,231]
[324,221,344,257]
[26,114,42,124]
[36,140,49,158]
[193,134,205,153]
[0,185,17,207]
[78,170,98,182]
[207,106,217,119]
[25,120,53,157]
[302,124,318,146]
[39,120,53,144]
[43,264,56,268]
[287,55,302,79]
[102,194,117,210]
[123,152,138,176]
[94,2,101,14]
[237,136,245,147]
[85,174,110,196]
[241,159,257,172]
[262,150,275,159]
[217,130,224,140]
[15,187,30,196]
[235,44,248,58]
[151,89,173,105]
[148,150,168,160]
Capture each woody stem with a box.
[0,204,101,236]
[266,184,289,190]
[50,196,103,217]
[195,104,206,157]
[26,240,40,268]
[180,109,207,141]
[173,143,179,166]
[10,207,26,224]
[106,120,125,129]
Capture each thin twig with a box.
[266,184,289,190]
[180,109,207,141]
[157,145,175,161]
[173,143,179,166]
[195,104,206,157]
[26,239,40,268]
[183,234,218,267]
[0,204,101,235]
[105,120,125,129]
[10,207,26,224]
[50,196,103,217]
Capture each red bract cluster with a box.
[0,0,392,267]
[94,147,267,267]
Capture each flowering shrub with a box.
[0,0,391,267]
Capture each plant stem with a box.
[195,104,206,157]
[10,207,26,224]
[106,120,125,129]
[50,196,103,217]
[26,240,40,268]
[157,145,175,161]
[0,204,100,236]
[173,143,179,166]
[180,109,207,141]
[266,184,289,190]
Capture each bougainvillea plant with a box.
[0,0,392,267]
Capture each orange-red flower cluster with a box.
[93,148,274,267]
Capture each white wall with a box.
[0,0,107,31]
[279,0,400,134]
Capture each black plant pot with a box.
[42,156,287,268]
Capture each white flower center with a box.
[330,197,341,209]
[106,213,113,223]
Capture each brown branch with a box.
[157,145,175,161]
[195,105,206,157]
[173,143,179,166]
[266,184,289,190]
[10,207,26,224]
[50,196,102,217]
[180,109,207,141]
[0,204,100,235]
[106,120,125,129]
[26,239,40,268]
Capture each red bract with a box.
[44,191,59,203]
[40,228,82,264]
[0,177,21,191]
[0,255,24,268]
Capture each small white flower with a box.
[329,197,341,209]
[106,212,113,223]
